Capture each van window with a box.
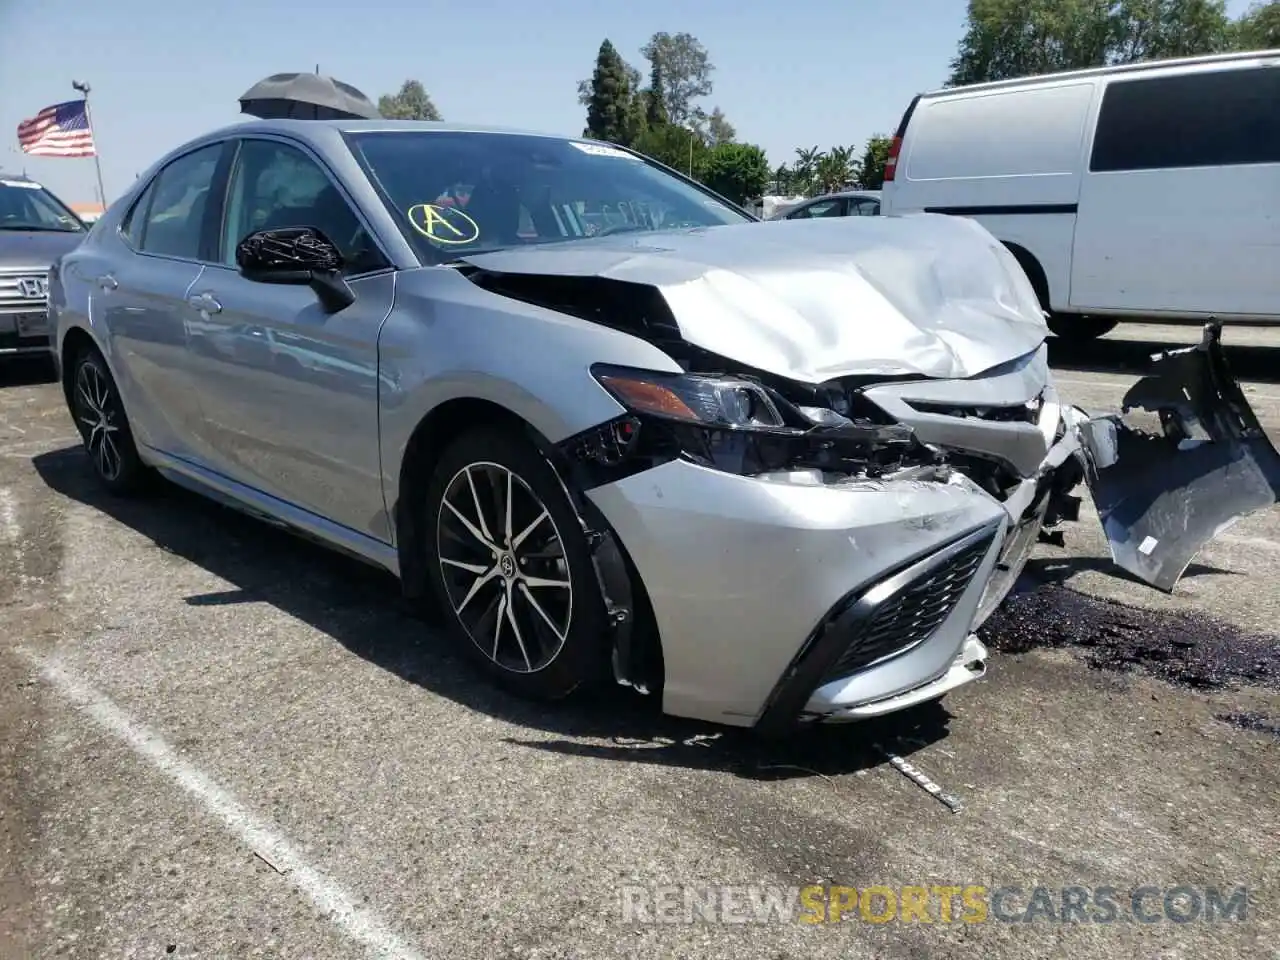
[1090,66,1280,172]
[903,82,1094,181]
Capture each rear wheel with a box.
[423,427,610,700]
[1046,314,1119,340]
[69,346,150,495]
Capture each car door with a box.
[181,135,395,542]
[1072,65,1280,318]
[94,141,229,458]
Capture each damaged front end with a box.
[1075,321,1280,592]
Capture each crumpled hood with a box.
[459,213,1049,382]
[0,229,86,270]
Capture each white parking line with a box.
[22,652,427,960]
[0,486,18,542]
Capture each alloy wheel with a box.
[73,359,124,483]
[436,462,574,674]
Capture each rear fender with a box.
[1074,322,1280,592]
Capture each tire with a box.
[1046,314,1119,340]
[423,427,611,700]
[68,345,150,495]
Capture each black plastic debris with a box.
[1077,321,1280,592]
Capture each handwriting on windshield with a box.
[407,203,480,245]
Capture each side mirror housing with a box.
[235,226,356,313]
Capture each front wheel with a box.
[423,427,611,700]
[68,346,150,495]
[1046,314,1118,340]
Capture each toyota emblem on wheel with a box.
[17,277,48,299]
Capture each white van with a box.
[879,51,1280,339]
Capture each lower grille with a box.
[823,531,994,682]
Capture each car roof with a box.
[0,172,40,185]
[916,48,1280,99]
[199,118,583,144]
[801,190,881,201]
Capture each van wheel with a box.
[1046,314,1118,340]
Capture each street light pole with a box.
[71,80,108,207]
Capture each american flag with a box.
[17,99,96,158]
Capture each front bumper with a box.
[587,459,1010,728]
[0,309,54,357]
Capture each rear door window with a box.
[1091,66,1280,172]
[133,144,223,260]
[789,199,845,218]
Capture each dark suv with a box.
[0,173,88,359]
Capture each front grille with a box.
[0,270,49,313]
[823,532,993,681]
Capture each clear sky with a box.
[0,0,1258,206]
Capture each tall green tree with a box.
[1234,0,1280,47]
[1110,0,1233,61]
[859,135,893,189]
[701,143,770,205]
[645,60,669,127]
[377,79,442,120]
[705,107,737,146]
[640,32,715,127]
[947,0,1234,85]
[583,40,634,144]
[633,123,709,178]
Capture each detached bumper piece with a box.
[754,521,1000,735]
[1078,321,1280,592]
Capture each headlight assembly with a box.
[556,364,940,489]
[594,367,786,430]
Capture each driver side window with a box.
[219,139,386,275]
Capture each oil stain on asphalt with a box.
[981,579,1280,692]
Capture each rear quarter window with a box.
[903,82,1096,181]
[1090,65,1280,172]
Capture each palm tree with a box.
[793,146,823,196]
[815,146,855,194]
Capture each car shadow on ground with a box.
[0,357,57,388]
[1047,328,1280,384]
[32,445,954,780]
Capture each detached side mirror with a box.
[235,226,356,313]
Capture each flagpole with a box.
[71,80,107,207]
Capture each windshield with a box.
[0,178,85,232]
[345,131,752,263]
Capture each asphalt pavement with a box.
[1,322,1276,960]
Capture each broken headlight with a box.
[554,364,940,488]
[593,367,787,430]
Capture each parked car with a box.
[48,119,1265,732]
[0,172,87,359]
[771,189,881,220]
[880,49,1280,339]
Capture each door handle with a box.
[95,274,117,291]
[187,293,222,314]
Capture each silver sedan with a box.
[48,119,1277,733]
